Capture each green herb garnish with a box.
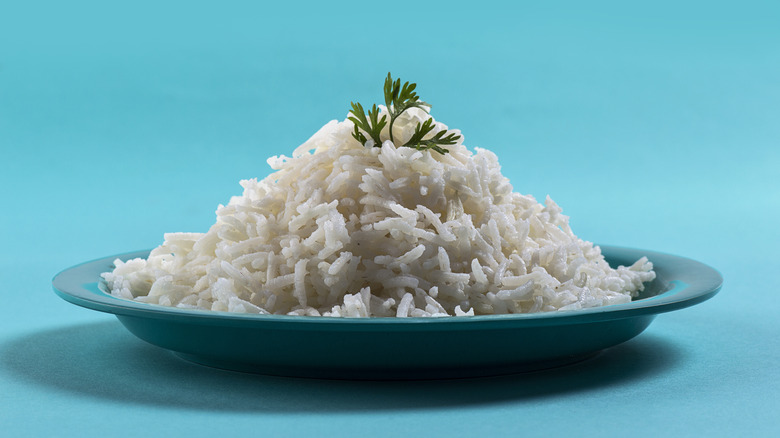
[349,102,386,146]
[349,73,460,154]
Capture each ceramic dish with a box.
[53,245,721,379]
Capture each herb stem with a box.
[388,116,396,144]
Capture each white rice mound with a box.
[102,107,655,317]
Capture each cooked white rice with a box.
[101,107,655,317]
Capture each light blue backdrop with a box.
[2,1,778,436]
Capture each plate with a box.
[53,245,721,379]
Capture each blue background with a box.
[2,0,778,436]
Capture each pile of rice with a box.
[102,107,655,317]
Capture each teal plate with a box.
[53,246,721,380]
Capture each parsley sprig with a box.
[349,102,386,146]
[404,118,461,155]
[349,73,460,154]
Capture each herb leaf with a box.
[348,102,386,146]
[402,118,459,154]
[383,73,430,143]
[349,73,461,155]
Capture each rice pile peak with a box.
[102,75,655,317]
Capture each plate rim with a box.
[52,245,722,329]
